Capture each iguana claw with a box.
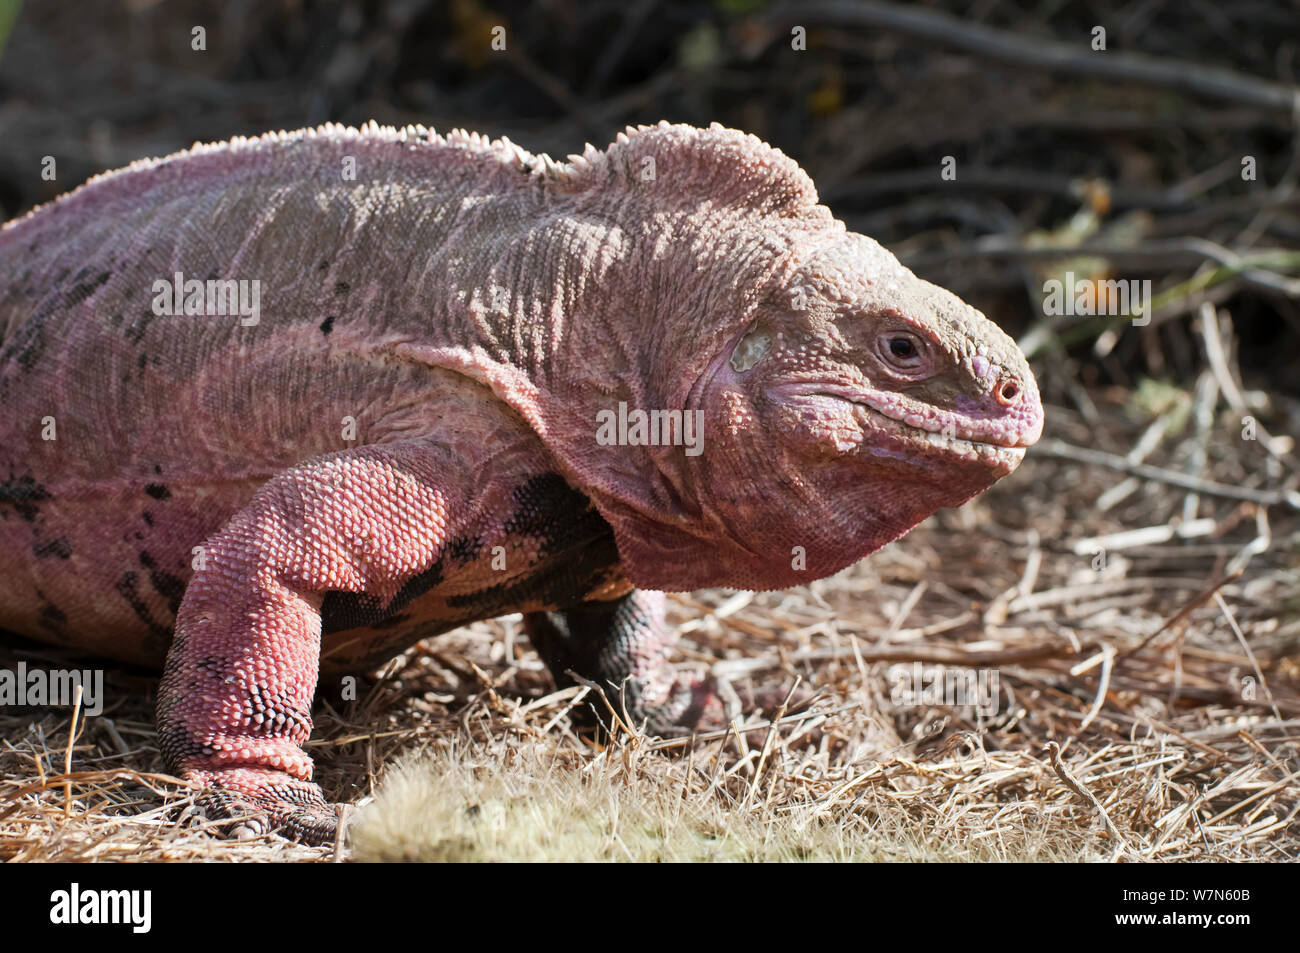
[185,768,338,846]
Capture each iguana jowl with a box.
[0,122,1043,843]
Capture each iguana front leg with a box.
[157,441,463,845]
[524,589,724,736]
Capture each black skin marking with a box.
[0,473,51,522]
[37,602,69,639]
[145,483,171,500]
[69,269,111,302]
[447,534,482,565]
[320,557,446,634]
[152,572,186,616]
[34,589,69,640]
[114,571,172,656]
[15,326,46,369]
[324,616,470,673]
[319,315,335,335]
[385,551,446,608]
[450,474,618,612]
[140,552,186,615]
[440,476,618,621]
[445,533,619,617]
[504,473,604,557]
[33,537,72,560]
[7,302,52,371]
[1,282,57,368]
[324,530,622,675]
[318,259,329,272]
[367,612,413,630]
[142,510,155,527]
[137,351,147,370]
[334,280,350,294]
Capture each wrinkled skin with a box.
[0,123,1041,843]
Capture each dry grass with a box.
[347,740,1079,863]
[2,376,1298,862]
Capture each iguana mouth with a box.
[797,385,1033,452]
[859,406,1028,470]
[786,388,1029,473]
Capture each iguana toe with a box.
[186,768,338,846]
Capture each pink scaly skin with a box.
[0,122,1042,843]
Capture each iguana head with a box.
[687,227,1043,589]
[502,123,1043,591]
[723,231,1040,485]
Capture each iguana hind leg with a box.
[524,589,723,736]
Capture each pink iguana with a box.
[0,122,1042,843]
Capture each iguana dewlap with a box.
[0,122,1042,843]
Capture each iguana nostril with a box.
[997,380,1020,405]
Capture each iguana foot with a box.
[526,589,732,737]
[184,768,338,845]
[608,670,726,737]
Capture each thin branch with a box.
[766,1,1300,113]
[1036,439,1300,509]
[1046,741,1135,861]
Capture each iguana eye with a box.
[889,337,915,359]
[730,323,772,372]
[877,331,927,372]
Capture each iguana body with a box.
[0,122,1042,843]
